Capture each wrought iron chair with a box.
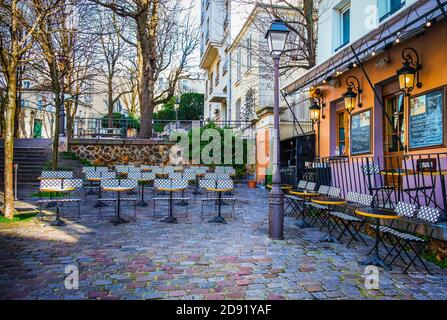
[361,164,394,208]
[382,205,441,274]
[328,192,373,247]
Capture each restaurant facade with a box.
[283,0,447,224]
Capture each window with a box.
[336,110,349,156]
[23,81,30,89]
[209,72,213,93]
[384,93,405,153]
[378,0,405,22]
[246,35,252,69]
[235,98,241,121]
[215,60,220,86]
[237,48,242,81]
[337,5,350,50]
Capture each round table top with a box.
[355,207,401,220]
[419,171,447,176]
[311,196,347,206]
[289,190,319,197]
[137,178,154,182]
[380,169,415,176]
[103,187,135,192]
[87,177,111,181]
[266,184,293,190]
[157,187,186,192]
[206,188,234,192]
[40,187,76,193]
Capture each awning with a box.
[283,0,447,95]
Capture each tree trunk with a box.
[14,75,22,138]
[3,74,17,219]
[49,60,62,171]
[108,76,114,128]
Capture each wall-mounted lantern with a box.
[396,47,422,96]
[343,76,362,114]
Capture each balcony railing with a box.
[71,118,253,141]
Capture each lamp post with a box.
[58,56,67,137]
[174,96,180,130]
[265,19,290,240]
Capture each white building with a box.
[316,0,418,63]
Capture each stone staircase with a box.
[0,139,53,188]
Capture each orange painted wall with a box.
[256,129,270,183]
[315,21,447,158]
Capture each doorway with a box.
[33,119,42,138]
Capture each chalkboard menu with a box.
[409,89,444,149]
[350,110,371,155]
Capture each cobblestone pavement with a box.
[1,186,447,300]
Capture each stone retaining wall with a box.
[69,139,174,167]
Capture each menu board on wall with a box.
[409,89,444,149]
[350,110,371,155]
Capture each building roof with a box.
[283,0,447,95]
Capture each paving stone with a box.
[1,186,447,301]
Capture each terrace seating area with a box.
[282,157,446,274]
[36,165,238,226]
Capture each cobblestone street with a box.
[1,186,447,300]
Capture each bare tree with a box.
[0,0,60,218]
[94,9,133,127]
[232,0,322,76]
[91,0,200,138]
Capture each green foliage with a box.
[422,251,447,269]
[177,92,204,120]
[153,93,204,133]
[0,212,37,223]
[266,175,273,186]
[101,112,140,129]
[187,122,249,179]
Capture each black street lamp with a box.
[343,76,362,114]
[174,96,180,130]
[265,19,289,240]
[396,47,422,96]
[58,56,67,137]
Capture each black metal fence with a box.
[71,118,254,140]
[303,153,447,220]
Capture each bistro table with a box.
[355,207,401,270]
[136,178,154,207]
[311,196,347,243]
[87,177,110,208]
[266,184,293,194]
[103,186,135,225]
[206,187,234,224]
[157,187,187,223]
[193,173,205,195]
[289,190,319,228]
[39,186,75,227]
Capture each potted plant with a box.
[247,164,257,188]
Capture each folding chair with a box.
[329,192,373,247]
[385,205,441,274]
[284,180,308,215]
[362,164,394,208]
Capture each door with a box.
[33,119,42,138]
[383,92,406,187]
